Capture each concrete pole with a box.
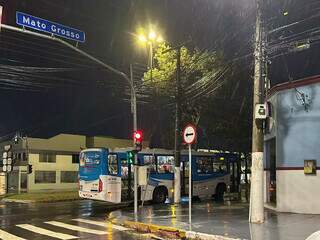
[174,48,181,203]
[249,0,264,223]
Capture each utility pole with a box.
[249,0,264,223]
[174,48,182,204]
[130,64,138,215]
[163,42,189,204]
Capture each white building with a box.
[264,75,320,214]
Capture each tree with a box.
[141,43,227,147]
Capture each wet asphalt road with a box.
[0,200,148,240]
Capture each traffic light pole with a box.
[130,64,138,215]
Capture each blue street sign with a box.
[16,12,85,43]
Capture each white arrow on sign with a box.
[183,124,197,144]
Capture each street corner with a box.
[123,220,187,239]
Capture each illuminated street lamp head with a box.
[148,31,156,40]
[138,34,147,43]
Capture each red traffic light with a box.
[133,130,143,142]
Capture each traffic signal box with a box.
[127,151,134,165]
[133,130,143,152]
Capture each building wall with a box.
[265,81,320,213]
[28,153,78,192]
[87,136,149,149]
[27,134,86,152]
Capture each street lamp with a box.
[137,30,163,82]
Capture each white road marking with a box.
[306,231,320,240]
[16,224,78,240]
[45,221,108,235]
[72,218,129,231]
[0,229,26,240]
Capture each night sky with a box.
[0,0,319,151]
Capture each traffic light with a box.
[127,151,134,165]
[133,130,143,152]
[27,164,33,174]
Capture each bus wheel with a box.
[215,183,226,201]
[152,187,167,204]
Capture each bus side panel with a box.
[193,174,230,198]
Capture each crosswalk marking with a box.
[16,224,78,240]
[0,229,26,240]
[45,221,108,235]
[72,218,129,231]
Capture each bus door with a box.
[106,153,122,203]
[118,152,132,201]
[228,155,241,192]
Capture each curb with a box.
[108,218,241,240]
[1,198,35,203]
[123,220,186,239]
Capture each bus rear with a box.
[78,148,106,200]
[78,148,121,202]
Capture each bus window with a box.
[143,155,156,172]
[157,156,174,173]
[213,161,227,173]
[196,157,213,174]
[80,151,101,167]
[121,159,129,178]
[108,154,118,175]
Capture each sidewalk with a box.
[1,191,80,203]
[107,201,320,240]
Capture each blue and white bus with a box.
[78,147,239,203]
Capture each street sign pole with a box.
[182,124,197,231]
[188,143,192,228]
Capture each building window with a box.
[35,171,56,184]
[39,153,56,163]
[72,154,79,164]
[157,156,174,173]
[61,171,78,183]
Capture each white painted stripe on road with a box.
[0,229,26,240]
[306,231,320,240]
[72,218,129,231]
[16,224,78,240]
[45,221,108,235]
